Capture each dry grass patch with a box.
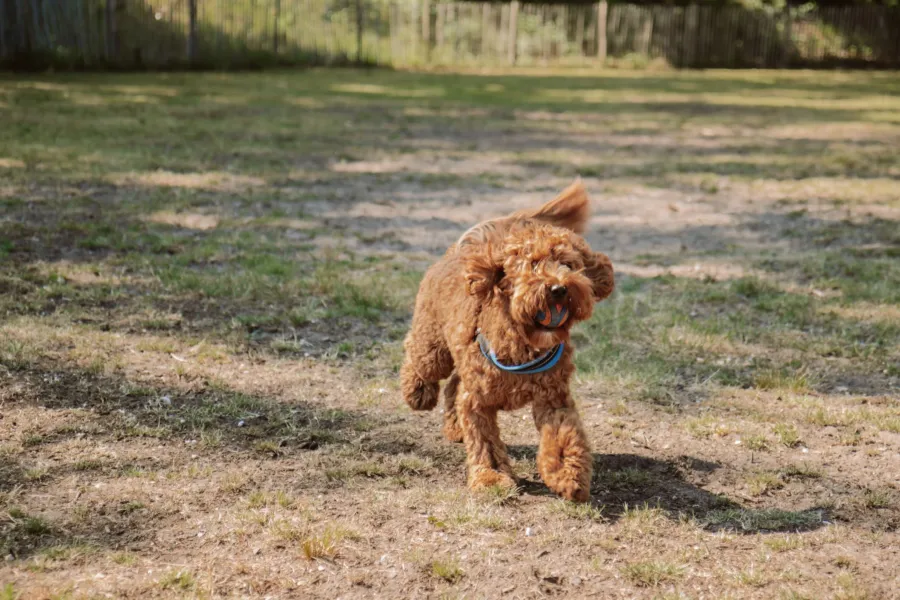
[300,524,360,560]
[704,508,823,533]
[745,472,785,497]
[773,423,803,448]
[735,566,768,588]
[158,569,195,591]
[764,535,805,552]
[861,488,893,509]
[619,504,667,537]
[685,415,734,439]
[744,434,770,451]
[834,572,876,600]
[430,557,465,583]
[753,368,813,393]
[548,500,606,522]
[621,560,685,587]
[780,464,823,480]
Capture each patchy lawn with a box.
[1,68,898,599]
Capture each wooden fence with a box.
[2,0,899,70]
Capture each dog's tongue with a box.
[535,303,569,328]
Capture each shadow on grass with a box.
[1,350,468,559]
[2,195,897,393]
[509,446,829,534]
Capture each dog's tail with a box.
[511,178,590,234]
[457,179,590,247]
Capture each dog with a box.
[401,180,614,502]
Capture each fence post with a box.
[356,0,364,64]
[422,0,430,62]
[13,0,28,53]
[597,1,608,62]
[105,0,117,65]
[481,3,490,56]
[781,2,792,68]
[187,0,197,65]
[641,9,653,56]
[1,0,9,60]
[508,0,518,65]
[684,3,698,67]
[274,0,281,55]
[575,7,584,56]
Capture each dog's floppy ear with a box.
[575,238,614,301]
[462,244,504,296]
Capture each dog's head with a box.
[463,219,614,349]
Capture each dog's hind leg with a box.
[401,313,453,411]
[441,372,463,442]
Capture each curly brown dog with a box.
[401,180,614,502]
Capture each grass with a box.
[158,570,195,591]
[861,489,892,509]
[431,558,465,583]
[744,434,770,451]
[735,567,768,588]
[548,499,606,522]
[0,68,897,598]
[781,464,823,480]
[704,509,824,533]
[621,560,685,587]
[764,535,805,552]
[745,472,785,497]
[300,525,358,561]
[773,423,803,448]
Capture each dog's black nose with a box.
[550,284,567,299]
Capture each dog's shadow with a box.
[507,446,827,532]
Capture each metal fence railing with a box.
[2,1,899,70]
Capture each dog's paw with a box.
[404,379,439,411]
[468,467,517,492]
[540,467,592,503]
[442,415,464,443]
[555,479,591,503]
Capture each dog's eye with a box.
[531,260,540,269]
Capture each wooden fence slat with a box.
[597,0,607,62]
[508,0,518,65]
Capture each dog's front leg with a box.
[533,396,593,502]
[457,385,516,491]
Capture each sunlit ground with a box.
[1,68,898,599]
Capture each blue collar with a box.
[476,332,564,375]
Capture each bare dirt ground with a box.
[1,69,898,599]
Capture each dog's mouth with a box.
[534,303,569,330]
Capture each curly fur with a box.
[401,181,614,502]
